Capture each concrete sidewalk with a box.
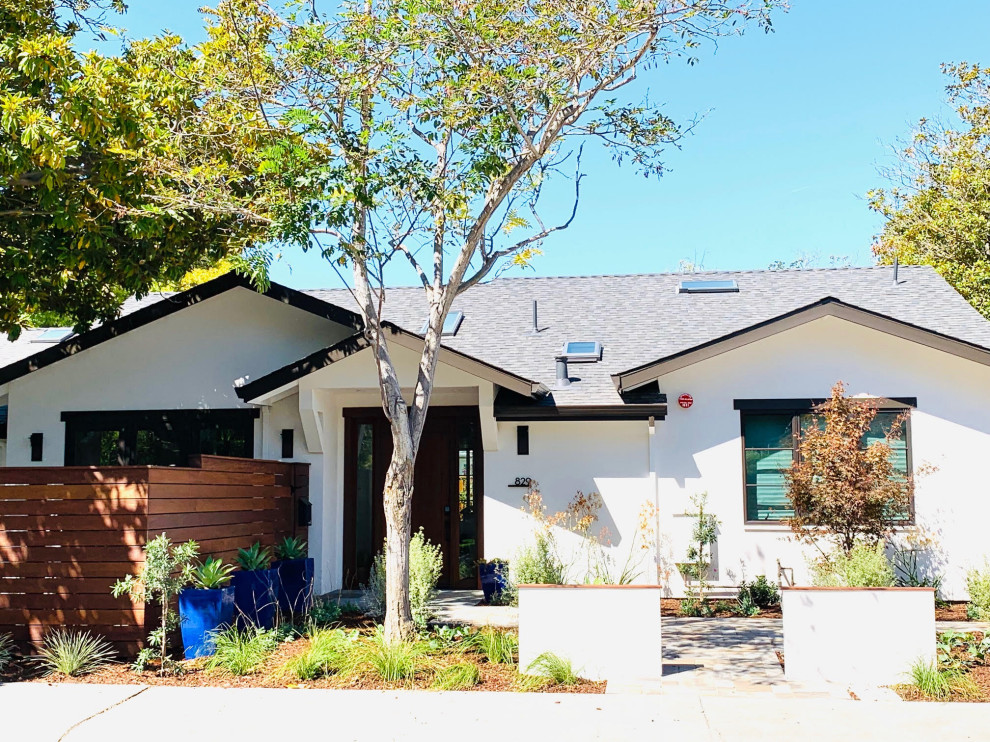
[4,683,990,742]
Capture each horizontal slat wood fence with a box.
[0,456,308,653]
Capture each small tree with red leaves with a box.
[785,382,912,556]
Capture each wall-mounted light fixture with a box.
[29,432,43,462]
[517,425,529,455]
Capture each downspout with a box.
[648,415,661,587]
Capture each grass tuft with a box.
[205,626,279,676]
[526,652,580,685]
[908,658,982,700]
[432,662,481,690]
[472,628,517,665]
[35,630,116,677]
[360,631,426,682]
[0,632,14,673]
[284,628,358,680]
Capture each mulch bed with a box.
[935,602,977,622]
[660,598,782,618]
[7,624,604,694]
[892,630,990,703]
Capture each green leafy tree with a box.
[159,0,782,642]
[112,533,198,674]
[869,63,990,319]
[0,1,267,336]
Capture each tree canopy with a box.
[0,0,267,337]
[869,63,990,319]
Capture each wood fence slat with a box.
[0,514,147,531]
[0,468,150,485]
[0,608,145,624]
[0,562,140,578]
[147,510,280,530]
[148,469,275,487]
[0,544,147,562]
[0,576,125,593]
[0,483,147,500]
[0,530,146,548]
[147,497,279,515]
[0,594,135,610]
[147,483,291,500]
[0,499,147,515]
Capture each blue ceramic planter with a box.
[275,558,314,616]
[478,561,509,603]
[232,568,280,629]
[178,586,235,659]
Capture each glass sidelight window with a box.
[354,423,376,581]
[457,420,479,581]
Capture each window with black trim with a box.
[741,408,910,523]
[63,409,256,466]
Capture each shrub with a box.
[0,632,13,674]
[112,533,197,674]
[738,575,780,610]
[275,537,308,561]
[307,597,343,629]
[191,556,235,590]
[472,628,517,665]
[965,561,990,620]
[810,542,896,587]
[236,542,273,572]
[360,630,425,682]
[514,672,551,692]
[205,626,279,676]
[35,630,115,677]
[735,589,760,617]
[432,662,480,690]
[526,652,580,685]
[512,531,567,586]
[285,628,357,680]
[367,529,443,628]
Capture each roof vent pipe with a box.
[527,299,540,335]
[893,255,899,285]
[555,356,570,388]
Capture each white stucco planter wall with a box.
[517,585,662,682]
[782,587,935,686]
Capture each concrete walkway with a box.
[4,682,990,741]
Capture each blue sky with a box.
[100,1,990,289]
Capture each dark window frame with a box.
[61,408,259,466]
[739,401,915,526]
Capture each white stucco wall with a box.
[483,419,655,582]
[3,287,354,466]
[652,315,990,600]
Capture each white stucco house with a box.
[2,266,989,599]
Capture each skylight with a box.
[31,328,74,343]
[560,340,602,363]
[420,311,464,337]
[678,279,739,294]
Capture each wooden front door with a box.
[342,406,482,589]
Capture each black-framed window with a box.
[741,407,911,523]
[62,409,257,466]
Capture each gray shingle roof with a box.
[306,265,990,406]
[4,266,989,407]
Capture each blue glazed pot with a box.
[478,561,509,603]
[178,586,235,659]
[274,557,314,616]
[232,568,280,629]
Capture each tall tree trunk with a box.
[382,452,415,640]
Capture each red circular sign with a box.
[678,393,694,409]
